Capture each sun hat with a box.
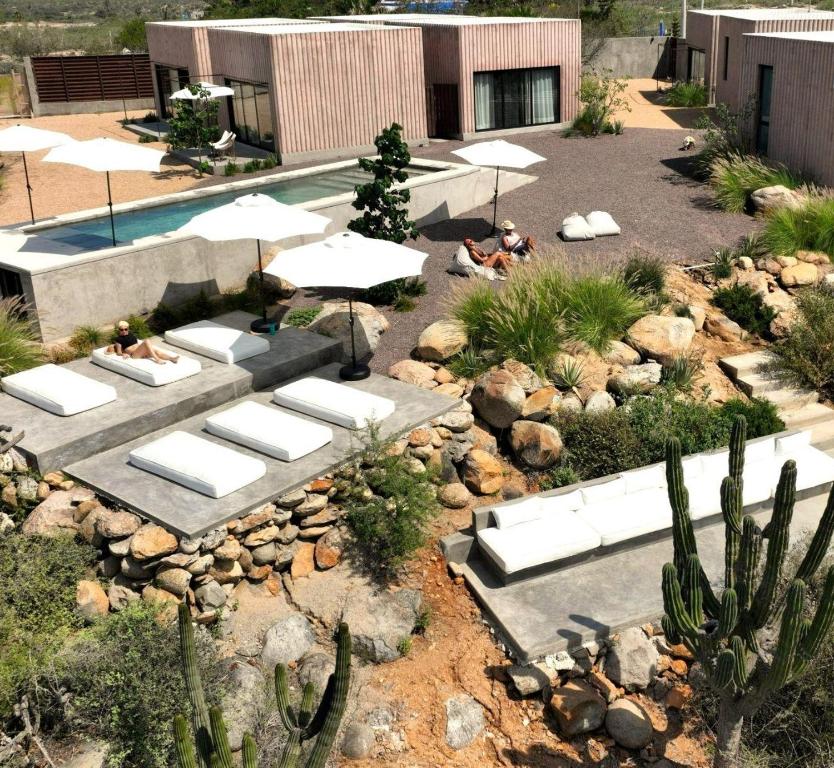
[501,220,515,230]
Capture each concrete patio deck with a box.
[65,362,457,538]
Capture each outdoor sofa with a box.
[164,320,270,364]
[1,364,117,416]
[476,431,834,583]
[91,347,202,386]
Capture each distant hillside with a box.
[1,0,206,22]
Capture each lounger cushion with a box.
[581,476,626,505]
[1,363,116,416]
[478,513,601,575]
[493,496,545,529]
[745,437,775,464]
[205,401,332,462]
[540,489,585,514]
[129,431,265,498]
[164,320,269,364]
[561,213,595,241]
[273,377,395,429]
[586,211,621,237]
[776,431,811,456]
[577,488,672,546]
[623,464,666,494]
[776,444,834,492]
[92,346,202,386]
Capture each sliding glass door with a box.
[473,67,559,132]
[225,79,275,152]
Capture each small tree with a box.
[573,68,630,136]
[116,16,148,51]
[694,96,756,175]
[167,85,220,175]
[661,416,834,768]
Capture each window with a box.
[723,37,730,81]
[0,268,23,300]
[756,65,774,156]
[473,67,559,132]
[154,64,189,119]
[225,79,274,152]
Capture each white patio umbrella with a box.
[264,231,428,380]
[43,137,165,247]
[0,124,73,224]
[169,81,234,101]
[451,139,545,235]
[177,193,331,333]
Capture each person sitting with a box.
[463,239,512,271]
[497,220,536,261]
[106,320,179,365]
[449,240,507,280]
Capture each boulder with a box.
[736,255,754,270]
[604,699,653,749]
[187,554,214,576]
[59,740,109,768]
[501,359,542,393]
[559,394,583,414]
[521,387,562,422]
[244,525,281,547]
[130,524,178,561]
[220,659,267,751]
[428,449,459,483]
[261,614,316,669]
[605,627,659,692]
[96,510,141,539]
[155,567,192,596]
[750,185,804,214]
[214,537,242,561]
[734,270,769,298]
[461,449,504,495]
[602,340,641,366]
[704,313,744,342]
[108,581,140,612]
[796,249,830,265]
[308,300,390,363]
[21,491,78,536]
[314,528,343,569]
[688,306,707,331]
[277,488,307,509]
[209,559,244,585]
[194,580,227,612]
[416,320,468,361]
[341,722,375,759]
[342,588,422,663]
[438,482,471,509]
[16,476,38,502]
[757,257,783,276]
[507,664,551,696]
[435,382,464,398]
[294,493,329,517]
[76,580,109,621]
[444,695,485,750]
[626,315,695,366]
[470,369,525,428]
[585,390,616,413]
[509,420,563,469]
[388,359,437,388]
[607,363,662,395]
[290,542,316,579]
[776,255,798,268]
[781,261,819,287]
[439,410,474,433]
[298,652,335,695]
[550,680,607,737]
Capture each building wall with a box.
[740,35,834,186]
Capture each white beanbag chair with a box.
[164,320,270,364]
[586,210,621,237]
[128,431,266,497]
[205,401,332,462]
[448,245,497,281]
[1,363,116,416]
[273,377,395,429]
[561,213,595,241]
[92,347,202,386]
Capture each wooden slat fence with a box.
[30,54,153,104]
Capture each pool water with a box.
[36,164,434,252]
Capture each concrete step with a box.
[782,402,834,450]
[765,386,820,413]
[733,370,787,398]
[719,350,777,380]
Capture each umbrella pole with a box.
[22,152,35,225]
[249,239,275,334]
[339,292,370,382]
[106,171,116,247]
[490,165,500,237]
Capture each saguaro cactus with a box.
[661,416,834,768]
[172,604,352,768]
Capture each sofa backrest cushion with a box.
[581,476,626,505]
[776,431,811,457]
[540,489,584,515]
[700,450,729,480]
[492,496,546,529]
[682,456,701,484]
[623,464,666,494]
[745,436,775,464]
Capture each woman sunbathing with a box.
[106,320,179,365]
[463,239,513,271]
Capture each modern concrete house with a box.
[685,8,834,109]
[319,14,581,139]
[739,31,834,186]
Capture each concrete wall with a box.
[586,35,674,79]
[740,34,834,186]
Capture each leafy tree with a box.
[572,68,630,136]
[116,17,148,52]
[167,84,221,175]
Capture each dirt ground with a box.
[615,78,707,131]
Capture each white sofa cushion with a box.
[775,445,834,492]
[478,512,601,575]
[623,464,666,494]
[581,476,626,505]
[682,455,702,484]
[205,401,333,462]
[92,346,202,386]
[128,431,266,498]
[164,320,269,364]
[561,213,595,241]
[745,437,775,465]
[1,363,116,416]
[273,377,395,429]
[492,496,546,529]
[576,488,672,546]
[701,449,730,481]
[540,489,584,514]
[776,431,812,457]
[585,210,621,237]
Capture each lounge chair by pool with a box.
[91,347,202,386]
[164,320,270,364]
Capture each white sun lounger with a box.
[164,320,270,364]
[128,431,266,497]
[205,401,333,462]
[1,363,117,416]
[272,377,395,429]
[91,347,202,386]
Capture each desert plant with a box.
[662,351,705,391]
[696,99,756,176]
[143,112,159,123]
[0,296,41,376]
[664,80,708,108]
[718,398,784,439]
[760,197,834,259]
[623,253,666,297]
[712,283,777,337]
[710,247,735,280]
[709,154,805,214]
[446,345,495,380]
[660,416,834,768]
[172,604,350,768]
[223,162,239,176]
[69,324,105,355]
[734,233,766,264]
[572,68,630,137]
[552,356,586,390]
[262,154,277,169]
[556,408,644,480]
[284,305,322,328]
[242,159,262,173]
[674,303,693,319]
[138,134,156,143]
[538,461,580,491]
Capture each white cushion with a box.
[623,464,666,494]
[478,512,601,575]
[492,496,545,529]
[776,431,812,457]
[91,346,202,386]
[581,476,626,505]
[742,462,775,505]
[540,488,585,514]
[1,363,116,416]
[128,431,265,498]
[561,213,595,241]
[682,455,702,484]
[701,450,730,482]
[585,210,621,237]
[273,377,395,429]
[164,320,269,364]
[576,488,672,546]
[745,437,775,464]
[204,401,332,462]
[775,445,834,492]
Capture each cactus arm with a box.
[730,635,748,688]
[303,676,335,740]
[713,648,736,689]
[666,438,698,572]
[721,477,742,589]
[208,707,234,768]
[274,665,299,731]
[764,579,805,691]
[178,603,213,767]
[718,589,738,638]
[795,566,834,674]
[735,516,761,612]
[662,563,701,638]
[661,613,681,645]
[242,734,258,768]
[728,416,746,486]
[298,683,315,729]
[685,554,705,626]
[277,731,302,768]
[795,486,834,583]
[174,714,199,768]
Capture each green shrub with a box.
[138,134,156,144]
[709,154,805,214]
[284,305,322,328]
[69,325,105,355]
[712,282,777,336]
[663,80,707,107]
[695,99,756,177]
[571,69,630,137]
[623,253,666,297]
[761,197,834,258]
[124,314,152,339]
[673,303,693,319]
[772,284,834,400]
[142,112,158,123]
[552,356,586,390]
[710,247,735,279]
[662,351,704,392]
[735,233,766,263]
[262,154,277,169]
[0,296,42,376]
[64,601,224,768]
[555,408,644,480]
[223,161,239,176]
[717,397,784,438]
[361,276,426,310]
[242,159,262,173]
[537,461,580,492]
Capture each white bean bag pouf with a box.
[561,213,596,241]
[92,347,202,386]
[128,431,266,498]
[164,320,270,364]
[273,377,395,429]
[1,363,117,416]
[586,211,621,237]
[205,401,332,462]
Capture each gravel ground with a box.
[288,126,760,373]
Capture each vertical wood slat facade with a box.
[30,55,152,103]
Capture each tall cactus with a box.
[661,416,834,768]
[172,604,351,768]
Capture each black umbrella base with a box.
[250,318,277,334]
[339,363,371,381]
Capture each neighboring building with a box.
[685,8,834,109]
[318,14,581,139]
[739,30,834,186]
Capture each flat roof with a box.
[748,29,834,42]
[317,13,575,25]
[223,21,403,34]
[146,17,314,28]
[691,7,834,20]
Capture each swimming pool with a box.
[33,163,435,252]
